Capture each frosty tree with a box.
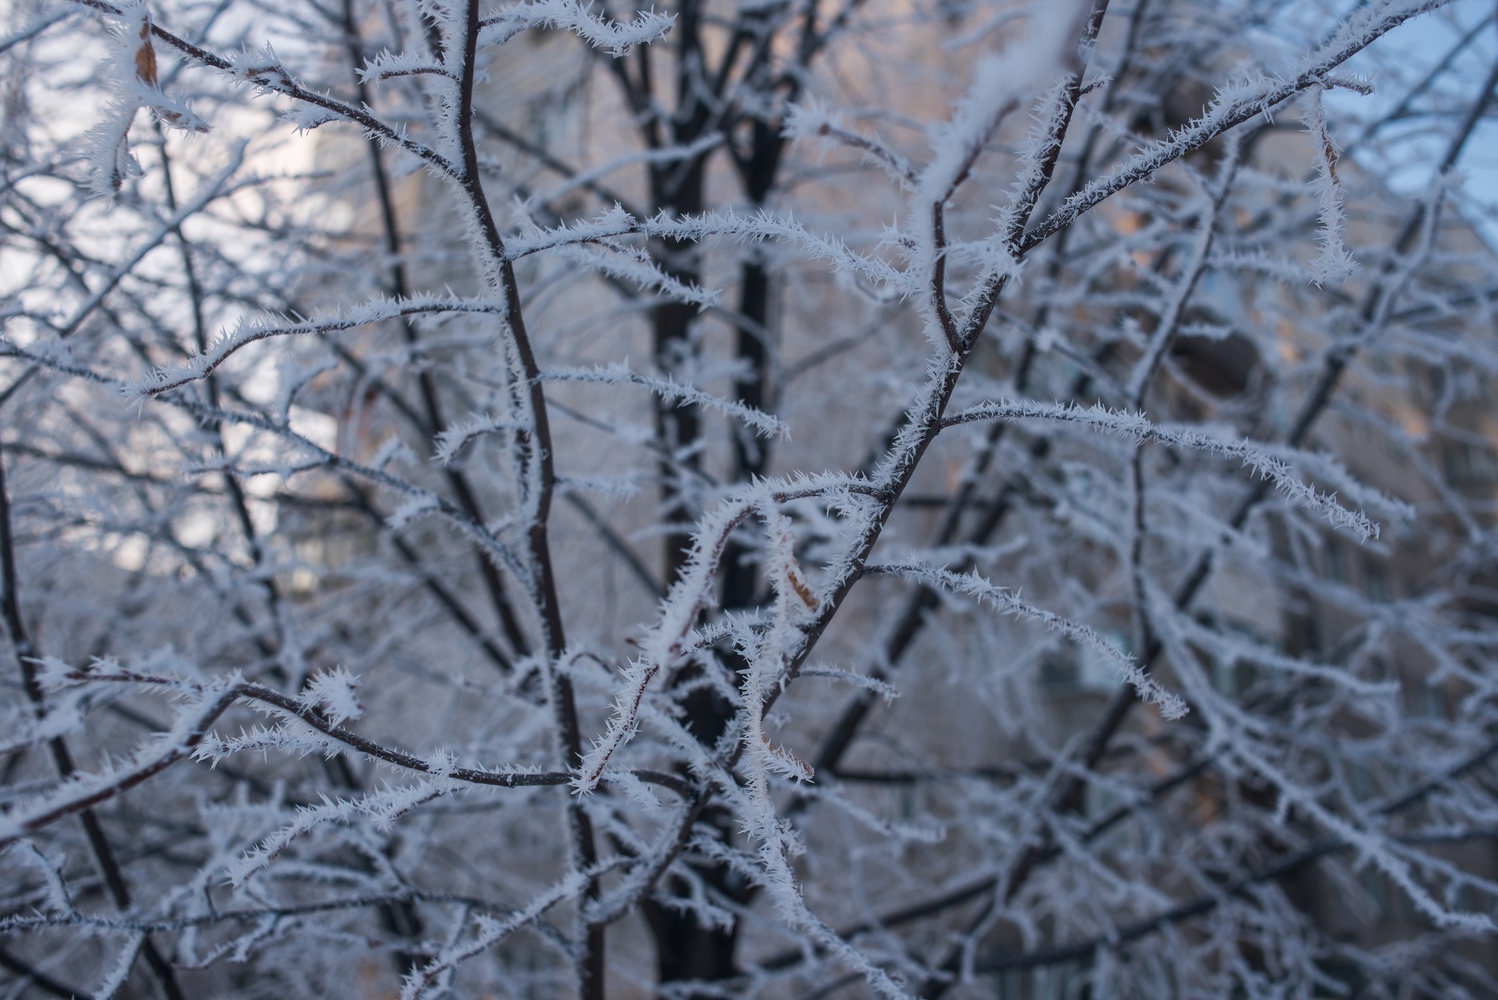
[3,0,1498,995]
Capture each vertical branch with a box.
[1126,442,1153,683]
[157,109,431,972]
[721,8,794,609]
[649,0,712,585]
[0,447,187,1000]
[340,0,532,666]
[450,1,600,994]
[155,122,297,682]
[1118,141,1242,689]
[807,0,1110,785]
[998,48,1498,918]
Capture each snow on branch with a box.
[15,0,1498,991]
[0,687,88,756]
[0,662,596,852]
[542,362,790,439]
[573,474,886,793]
[800,666,902,704]
[506,205,910,294]
[1168,606,1400,698]
[0,678,247,851]
[301,666,365,726]
[432,412,522,465]
[572,494,761,794]
[400,870,590,1000]
[784,102,917,189]
[549,240,721,308]
[918,0,1091,205]
[357,49,453,84]
[869,560,1189,720]
[138,390,535,585]
[478,0,674,56]
[1302,85,1357,285]
[93,934,146,1000]
[1227,737,1495,933]
[67,0,455,171]
[943,398,1389,540]
[649,211,910,292]
[536,132,725,208]
[1022,0,1450,253]
[81,1,209,194]
[126,296,505,398]
[222,772,463,886]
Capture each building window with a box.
[1212,655,1242,697]
[1322,538,1347,583]
[1421,680,1447,719]
[1039,658,1078,694]
[1441,440,1498,487]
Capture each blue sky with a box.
[1328,0,1498,247]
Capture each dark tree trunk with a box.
[644,5,797,989]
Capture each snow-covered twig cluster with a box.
[4,0,1497,997]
